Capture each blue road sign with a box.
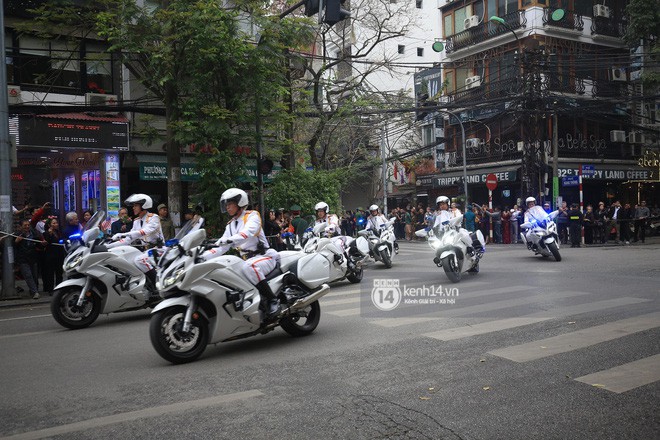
[581,165,595,176]
[562,176,579,187]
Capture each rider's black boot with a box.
[256,280,281,320]
[144,269,159,302]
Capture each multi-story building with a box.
[414,0,658,209]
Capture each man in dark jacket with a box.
[14,219,44,299]
[111,207,133,235]
[567,204,583,248]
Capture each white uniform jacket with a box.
[522,207,558,228]
[204,210,271,259]
[110,211,164,248]
[365,214,388,232]
[315,214,339,236]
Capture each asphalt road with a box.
[0,240,658,440]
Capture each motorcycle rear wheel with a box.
[441,256,461,283]
[548,242,562,262]
[51,285,102,329]
[150,306,209,364]
[280,300,321,337]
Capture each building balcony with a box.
[542,8,584,33]
[591,15,627,39]
[445,10,526,55]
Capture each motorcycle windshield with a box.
[84,210,106,232]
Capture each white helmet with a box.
[125,193,153,210]
[314,202,329,213]
[526,196,536,205]
[220,188,249,213]
[369,204,379,213]
[436,196,450,205]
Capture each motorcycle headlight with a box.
[160,267,184,289]
[64,254,83,271]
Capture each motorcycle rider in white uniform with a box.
[201,189,281,318]
[433,196,484,259]
[520,197,558,240]
[365,204,398,254]
[108,193,164,300]
[314,201,353,264]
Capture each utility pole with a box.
[0,5,15,298]
[381,127,388,214]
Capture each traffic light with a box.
[416,93,430,122]
[321,0,350,26]
[304,0,319,16]
[258,158,274,175]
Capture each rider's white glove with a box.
[112,233,126,241]
[216,238,231,245]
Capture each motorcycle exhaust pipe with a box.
[289,284,331,311]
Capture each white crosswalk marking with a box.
[488,311,660,362]
[423,317,553,341]
[327,307,361,317]
[321,296,360,307]
[574,354,660,393]
[421,297,651,341]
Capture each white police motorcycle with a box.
[416,215,485,283]
[150,222,340,364]
[520,216,562,261]
[50,210,160,329]
[356,218,397,268]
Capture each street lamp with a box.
[489,16,520,44]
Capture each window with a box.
[13,35,113,94]
[416,0,423,8]
[417,47,424,57]
[398,45,405,54]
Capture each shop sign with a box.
[237,160,281,183]
[105,153,121,218]
[558,166,652,180]
[140,163,201,181]
[435,170,517,187]
[18,117,129,150]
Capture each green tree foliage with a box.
[264,168,347,218]
[624,0,660,90]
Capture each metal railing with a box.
[591,15,627,38]
[542,8,584,32]
[445,10,526,54]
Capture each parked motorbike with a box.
[520,216,562,261]
[415,215,485,283]
[281,231,302,251]
[149,225,333,364]
[356,218,397,268]
[50,210,161,329]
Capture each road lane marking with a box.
[370,317,440,327]
[0,314,52,322]
[322,297,360,306]
[574,354,660,393]
[0,389,264,440]
[488,311,660,362]
[423,317,553,341]
[0,331,57,340]
[525,297,650,318]
[421,297,651,341]
[326,307,361,317]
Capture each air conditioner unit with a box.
[593,4,610,18]
[85,93,118,106]
[7,85,22,104]
[464,15,480,29]
[609,68,627,82]
[629,132,645,144]
[466,138,481,148]
[610,130,626,143]
[465,75,482,89]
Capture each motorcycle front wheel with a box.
[280,300,321,337]
[150,306,209,364]
[346,265,363,283]
[547,242,562,262]
[381,249,392,268]
[441,256,461,283]
[51,285,102,329]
